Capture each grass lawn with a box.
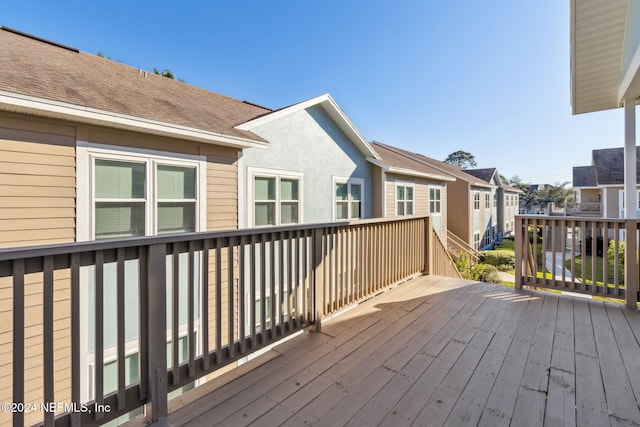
[566,255,623,286]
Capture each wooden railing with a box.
[447,230,479,264]
[514,215,639,308]
[0,216,438,426]
[431,230,462,279]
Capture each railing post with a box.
[624,220,638,309]
[311,227,325,331]
[515,216,523,290]
[423,216,433,275]
[146,243,169,422]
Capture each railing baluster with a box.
[270,233,277,338]
[279,232,285,332]
[260,237,266,342]
[95,250,104,421]
[250,235,257,346]
[215,239,222,363]
[201,239,210,370]
[70,253,81,427]
[188,241,195,378]
[138,247,149,401]
[287,232,293,331]
[227,239,234,359]
[172,245,180,385]
[116,248,126,409]
[239,236,246,354]
[43,256,54,426]
[12,259,24,427]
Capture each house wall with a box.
[382,173,447,241]
[0,112,242,425]
[447,180,471,244]
[240,105,373,226]
[0,114,77,248]
[370,166,384,218]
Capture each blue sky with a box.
[3,0,629,184]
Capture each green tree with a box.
[538,182,574,207]
[444,150,477,169]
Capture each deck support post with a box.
[146,243,169,422]
[423,216,433,275]
[625,219,638,309]
[624,100,638,310]
[515,216,523,290]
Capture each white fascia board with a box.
[236,93,381,160]
[366,157,455,182]
[0,90,268,149]
[618,44,640,104]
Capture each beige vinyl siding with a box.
[204,147,239,231]
[0,117,244,426]
[384,173,431,217]
[370,166,383,218]
[0,116,76,248]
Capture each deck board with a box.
[163,276,640,427]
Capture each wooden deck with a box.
[165,275,640,427]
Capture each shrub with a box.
[479,264,502,283]
[478,250,515,271]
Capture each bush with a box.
[478,250,515,271]
[479,265,502,283]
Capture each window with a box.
[429,187,441,214]
[90,153,202,240]
[335,178,363,220]
[252,171,301,226]
[494,192,498,208]
[473,192,480,210]
[473,232,480,250]
[485,193,491,209]
[396,184,414,216]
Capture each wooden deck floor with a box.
[166,275,640,427]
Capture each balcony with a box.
[2,215,639,426]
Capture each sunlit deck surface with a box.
[166,275,640,427]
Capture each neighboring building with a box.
[572,146,640,218]
[570,0,640,220]
[465,168,522,238]
[0,26,273,424]
[364,143,498,250]
[237,94,380,227]
[368,142,454,241]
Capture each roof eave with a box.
[366,157,456,182]
[0,90,268,150]
[236,93,381,160]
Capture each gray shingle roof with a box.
[572,166,597,187]
[0,27,271,142]
[574,146,640,186]
[465,168,497,184]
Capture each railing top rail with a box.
[0,215,430,262]
[516,214,628,223]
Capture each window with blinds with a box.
[93,157,199,239]
[253,174,300,226]
[94,159,146,239]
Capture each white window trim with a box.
[77,142,206,241]
[395,182,415,216]
[247,166,303,227]
[332,176,365,221]
[429,186,442,215]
